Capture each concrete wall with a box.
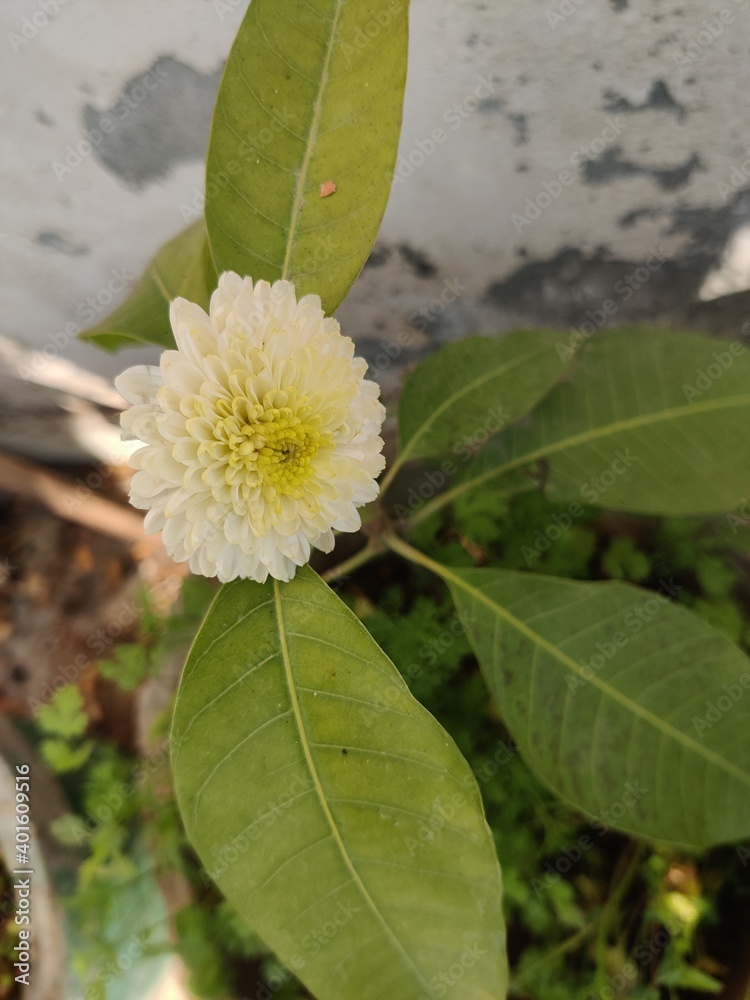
[2,0,750,456]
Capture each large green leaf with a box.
[441,328,750,516]
[171,567,506,1000]
[395,331,575,468]
[205,0,408,314]
[81,222,216,351]
[436,563,750,849]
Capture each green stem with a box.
[323,516,445,587]
[406,479,471,529]
[382,532,453,579]
[378,455,406,500]
[514,844,644,993]
[512,923,598,990]
[320,541,381,584]
[592,842,645,991]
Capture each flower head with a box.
[115,274,385,583]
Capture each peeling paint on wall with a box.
[35,232,89,256]
[602,80,686,120]
[81,56,223,188]
[581,147,703,190]
[2,0,750,395]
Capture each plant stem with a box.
[512,923,598,990]
[592,841,645,992]
[382,532,451,579]
[377,456,405,501]
[320,542,381,583]
[514,845,645,994]
[322,515,446,587]
[406,480,469,529]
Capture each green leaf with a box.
[179,577,217,620]
[51,813,91,847]
[172,567,507,1000]
[37,684,88,738]
[99,644,150,691]
[175,905,234,999]
[601,538,650,583]
[432,562,750,848]
[452,328,750,516]
[205,0,408,314]
[40,738,95,774]
[67,844,173,1000]
[396,331,575,467]
[657,962,723,993]
[81,221,217,351]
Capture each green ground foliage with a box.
[35,489,750,999]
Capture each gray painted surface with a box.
[2,0,750,457]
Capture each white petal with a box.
[169,298,216,364]
[115,365,162,405]
[314,529,335,554]
[161,352,205,396]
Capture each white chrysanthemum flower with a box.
[115,274,386,583]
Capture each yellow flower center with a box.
[211,395,331,500]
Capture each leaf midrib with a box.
[280,0,345,280]
[149,261,172,302]
[273,580,431,992]
[399,340,552,462]
[442,568,750,790]
[451,390,750,505]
